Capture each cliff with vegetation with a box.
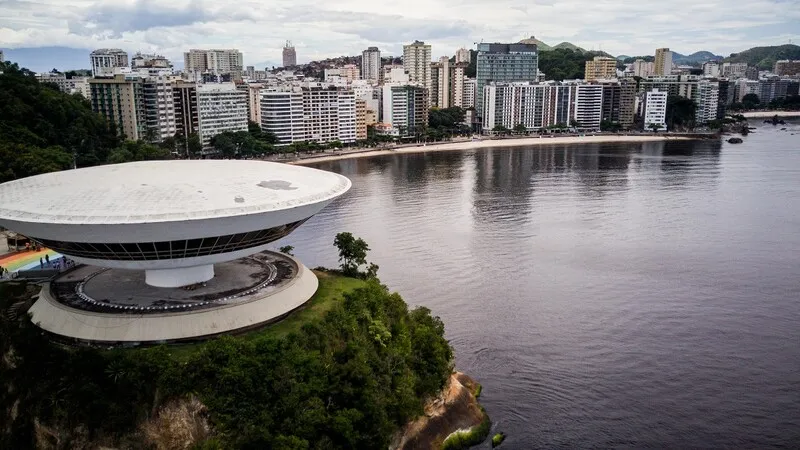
[0,268,459,449]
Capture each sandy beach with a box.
[289,134,692,165]
[741,111,800,118]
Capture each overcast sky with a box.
[2,0,799,68]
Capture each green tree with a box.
[211,133,236,157]
[278,245,294,256]
[334,232,370,277]
[513,123,528,135]
[648,123,663,133]
[187,133,203,157]
[600,120,622,132]
[491,125,510,135]
[0,61,119,179]
[666,94,697,130]
[742,93,760,109]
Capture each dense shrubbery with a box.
[0,275,453,448]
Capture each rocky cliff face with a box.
[392,372,486,450]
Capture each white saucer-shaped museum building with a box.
[0,160,351,344]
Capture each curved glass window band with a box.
[33,219,307,261]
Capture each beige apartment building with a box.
[356,99,368,140]
[89,75,146,140]
[584,56,617,81]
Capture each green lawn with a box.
[254,270,366,340]
[165,271,365,359]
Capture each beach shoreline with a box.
[741,111,800,118]
[288,134,695,165]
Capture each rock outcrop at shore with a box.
[391,372,487,450]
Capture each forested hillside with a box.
[0,62,120,182]
[724,44,800,69]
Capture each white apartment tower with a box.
[702,61,720,77]
[573,84,604,129]
[260,91,305,145]
[196,83,249,148]
[695,81,720,124]
[90,49,129,77]
[260,88,357,145]
[403,41,432,98]
[361,47,381,82]
[142,76,177,142]
[642,89,667,130]
[463,78,477,109]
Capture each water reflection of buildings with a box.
[632,140,722,189]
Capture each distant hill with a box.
[724,44,800,70]
[518,36,552,51]
[616,55,631,61]
[553,42,586,52]
[516,37,586,53]
[673,51,723,65]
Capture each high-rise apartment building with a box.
[695,80,720,124]
[403,41,432,95]
[90,49,129,77]
[599,81,637,129]
[463,78,476,109]
[475,43,538,120]
[381,84,428,137]
[774,60,800,76]
[260,87,357,145]
[450,63,468,107]
[721,62,747,78]
[196,83,248,148]
[584,56,617,81]
[356,99,368,140]
[431,59,468,109]
[173,82,199,141]
[641,89,667,130]
[142,75,176,142]
[633,59,655,77]
[361,47,381,82]
[89,74,146,140]
[260,91,305,145]
[283,41,297,67]
[573,84,604,129]
[455,48,471,64]
[246,84,265,124]
[431,56,451,108]
[654,48,673,76]
[702,61,720,77]
[183,49,243,75]
[482,82,575,131]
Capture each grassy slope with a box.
[167,270,366,358]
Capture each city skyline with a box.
[1,0,799,72]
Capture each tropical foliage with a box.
[0,61,120,181]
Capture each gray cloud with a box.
[69,0,209,37]
[1,0,798,68]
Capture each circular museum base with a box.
[28,251,318,345]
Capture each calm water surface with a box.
[280,123,800,448]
